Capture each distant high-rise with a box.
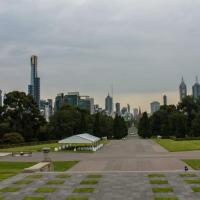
[179,77,187,102]
[133,108,139,118]
[163,94,167,106]
[54,93,64,112]
[105,94,113,115]
[28,55,40,107]
[115,103,121,116]
[0,90,2,107]
[192,76,200,100]
[150,101,160,114]
[127,104,130,113]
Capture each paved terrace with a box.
[1,137,200,171]
[1,172,200,200]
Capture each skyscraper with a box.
[179,77,187,102]
[0,90,2,107]
[163,94,167,106]
[127,104,130,113]
[115,103,121,116]
[150,101,160,114]
[192,76,200,100]
[28,55,40,107]
[105,94,113,115]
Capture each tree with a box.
[93,113,113,138]
[49,105,82,139]
[138,112,150,138]
[3,91,45,141]
[168,112,188,138]
[2,132,24,144]
[177,96,197,129]
[191,113,200,137]
[113,115,128,139]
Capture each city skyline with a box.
[1,1,200,111]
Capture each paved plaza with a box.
[1,172,200,200]
[1,137,200,199]
[1,137,200,171]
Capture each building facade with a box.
[28,55,40,107]
[163,94,167,106]
[0,90,2,107]
[105,94,113,115]
[192,77,200,100]
[150,101,160,114]
[115,103,121,116]
[179,77,187,102]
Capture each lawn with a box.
[154,198,178,200]
[73,188,95,193]
[183,160,200,170]
[152,187,173,193]
[0,143,59,152]
[0,161,78,182]
[0,162,36,181]
[148,174,165,178]
[150,180,168,184]
[80,179,99,185]
[155,139,200,152]
[66,196,88,200]
[53,161,79,171]
[23,197,45,200]
[36,187,57,193]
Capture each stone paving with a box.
[1,172,200,200]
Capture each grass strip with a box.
[23,197,45,200]
[87,174,102,179]
[152,187,173,193]
[35,187,57,193]
[154,197,178,200]
[25,174,43,179]
[185,179,200,184]
[73,188,95,193]
[192,187,200,192]
[150,180,168,184]
[0,187,21,192]
[66,196,88,200]
[56,174,71,179]
[80,179,99,185]
[148,174,165,178]
[47,180,65,185]
[14,179,33,185]
[179,173,197,177]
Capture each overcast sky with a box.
[0,0,200,112]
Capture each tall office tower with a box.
[127,104,130,113]
[192,76,200,100]
[150,101,160,114]
[54,93,64,112]
[28,55,40,107]
[163,94,167,106]
[64,92,80,107]
[115,103,121,116]
[105,93,113,115]
[133,108,139,118]
[179,77,187,102]
[0,90,2,107]
[47,99,53,116]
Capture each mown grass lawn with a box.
[183,160,200,170]
[155,139,200,152]
[53,161,79,172]
[0,143,59,152]
[0,162,36,181]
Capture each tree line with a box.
[138,96,200,138]
[0,91,128,144]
